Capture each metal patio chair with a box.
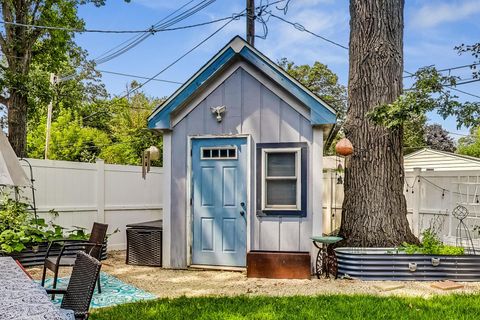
[47,251,102,320]
[41,222,108,296]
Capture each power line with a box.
[97,70,182,85]
[404,63,480,78]
[0,0,217,34]
[93,0,197,61]
[269,13,479,101]
[93,0,217,65]
[119,0,288,98]
[0,20,152,33]
[121,16,238,98]
[269,13,349,50]
[448,86,480,99]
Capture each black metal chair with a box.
[41,222,108,296]
[47,251,102,320]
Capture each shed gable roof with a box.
[148,36,336,130]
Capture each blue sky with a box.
[76,0,480,137]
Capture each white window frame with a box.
[261,148,301,211]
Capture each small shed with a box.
[404,148,480,172]
[148,36,336,269]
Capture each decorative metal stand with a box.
[311,236,342,279]
[19,158,38,224]
[452,205,476,254]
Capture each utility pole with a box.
[44,73,57,159]
[246,0,255,46]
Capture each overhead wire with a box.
[93,0,197,61]
[94,0,216,65]
[268,11,479,101]
[119,15,239,98]
[117,0,288,98]
[97,70,182,85]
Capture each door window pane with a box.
[267,152,296,177]
[266,180,297,206]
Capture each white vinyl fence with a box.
[19,158,163,250]
[323,168,480,250]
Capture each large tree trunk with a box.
[339,0,418,246]
[8,91,28,158]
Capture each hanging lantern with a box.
[335,138,354,156]
[147,146,160,160]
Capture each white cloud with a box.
[257,7,349,65]
[410,1,480,28]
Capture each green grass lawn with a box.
[90,294,480,320]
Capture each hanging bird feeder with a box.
[335,138,354,156]
[142,146,160,179]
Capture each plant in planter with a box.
[0,193,89,254]
[399,228,464,255]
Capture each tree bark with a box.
[339,0,418,246]
[8,90,28,158]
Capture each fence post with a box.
[96,159,106,223]
[324,169,333,234]
[412,167,422,237]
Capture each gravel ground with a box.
[27,250,480,298]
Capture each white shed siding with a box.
[404,149,480,172]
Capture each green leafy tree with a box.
[0,0,122,157]
[278,58,347,152]
[99,92,163,166]
[403,114,427,154]
[425,124,456,153]
[27,107,111,162]
[457,128,480,157]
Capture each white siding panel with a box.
[405,149,480,171]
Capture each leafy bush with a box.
[399,228,464,255]
[0,194,89,253]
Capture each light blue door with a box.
[192,137,247,267]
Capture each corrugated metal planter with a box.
[335,247,480,281]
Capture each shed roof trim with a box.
[148,36,337,129]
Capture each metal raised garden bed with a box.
[335,247,480,281]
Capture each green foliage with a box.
[90,294,480,320]
[369,67,459,128]
[456,43,480,79]
[26,88,163,166]
[369,66,480,130]
[424,124,456,153]
[27,108,111,162]
[399,229,464,255]
[457,128,480,158]
[278,58,347,121]
[97,93,163,166]
[403,114,427,154]
[278,58,347,153]
[0,192,88,253]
